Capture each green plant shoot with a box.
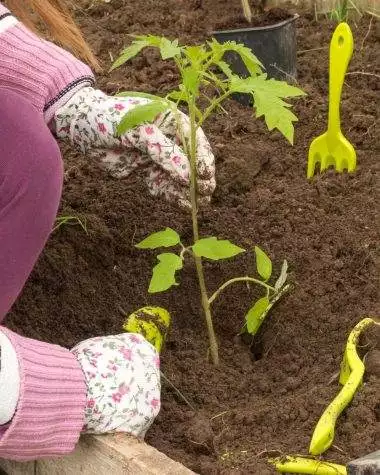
[329,0,362,22]
[53,215,87,233]
[112,35,303,364]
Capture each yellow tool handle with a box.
[270,456,347,474]
[327,23,354,138]
[309,317,376,456]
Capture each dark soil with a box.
[5,1,380,473]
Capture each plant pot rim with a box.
[212,12,299,35]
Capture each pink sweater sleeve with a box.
[0,3,95,123]
[0,327,86,461]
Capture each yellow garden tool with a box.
[123,306,171,353]
[270,456,347,474]
[307,23,356,178]
[270,317,378,475]
[309,317,376,455]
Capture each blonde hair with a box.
[6,0,100,70]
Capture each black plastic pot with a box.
[213,14,299,105]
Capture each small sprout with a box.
[53,215,87,233]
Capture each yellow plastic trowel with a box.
[307,23,357,178]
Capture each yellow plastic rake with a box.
[307,23,357,178]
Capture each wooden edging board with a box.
[0,434,197,475]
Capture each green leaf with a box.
[117,101,168,135]
[111,35,181,71]
[254,246,272,281]
[159,38,181,59]
[185,45,209,64]
[136,228,181,249]
[117,91,163,101]
[251,75,305,144]
[111,40,149,70]
[229,75,257,93]
[182,66,199,94]
[245,296,270,335]
[166,89,188,103]
[192,237,245,260]
[229,74,305,143]
[149,253,183,293]
[274,259,288,291]
[215,60,234,79]
[220,41,263,76]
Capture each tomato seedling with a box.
[112,35,304,364]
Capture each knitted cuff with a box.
[0,327,86,461]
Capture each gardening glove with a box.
[54,87,216,207]
[71,307,170,436]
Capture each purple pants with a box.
[0,89,63,321]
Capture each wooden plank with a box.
[0,435,196,475]
[0,460,35,475]
[36,434,196,475]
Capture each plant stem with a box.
[200,91,231,126]
[188,98,219,366]
[209,277,276,305]
[241,0,252,23]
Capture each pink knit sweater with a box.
[0,3,95,122]
[0,3,89,460]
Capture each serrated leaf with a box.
[111,40,149,70]
[221,41,263,75]
[159,38,181,59]
[215,60,234,79]
[148,253,183,293]
[274,259,288,291]
[167,89,188,103]
[192,237,245,260]
[136,228,180,249]
[251,75,305,144]
[245,297,270,335]
[229,74,305,143]
[117,101,168,135]
[185,45,209,63]
[254,246,272,281]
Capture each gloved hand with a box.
[54,87,216,207]
[72,332,160,437]
[0,307,168,438]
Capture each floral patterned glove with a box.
[71,332,160,437]
[54,87,215,207]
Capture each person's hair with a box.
[5,0,100,70]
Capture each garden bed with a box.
[5,1,379,474]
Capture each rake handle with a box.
[327,23,354,138]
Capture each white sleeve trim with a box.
[0,330,20,425]
[0,15,18,35]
